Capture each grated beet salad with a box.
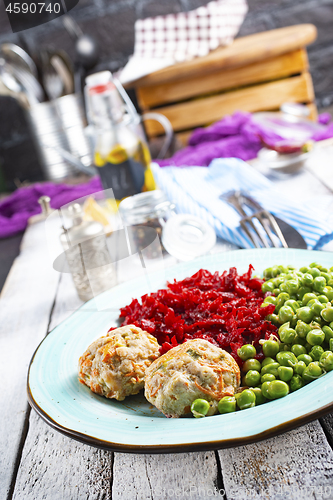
[114,265,277,364]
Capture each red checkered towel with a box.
[119,0,248,83]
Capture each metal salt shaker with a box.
[60,203,116,302]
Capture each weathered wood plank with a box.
[144,73,314,136]
[0,220,60,500]
[112,452,221,500]
[12,411,113,500]
[48,272,83,332]
[137,49,308,109]
[320,413,333,450]
[219,421,333,500]
[13,270,114,500]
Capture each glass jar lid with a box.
[161,214,216,261]
[118,190,173,225]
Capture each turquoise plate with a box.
[28,249,333,453]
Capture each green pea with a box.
[321,306,333,323]
[218,396,237,414]
[262,281,275,293]
[319,267,328,272]
[302,293,317,306]
[250,387,267,405]
[237,389,256,410]
[284,273,295,280]
[295,320,312,338]
[297,353,312,365]
[294,361,306,375]
[261,381,273,399]
[276,351,297,367]
[297,286,312,300]
[285,280,299,295]
[310,301,325,316]
[273,289,281,297]
[263,267,273,279]
[319,351,333,372]
[278,305,295,324]
[322,325,333,343]
[262,340,280,358]
[290,374,304,392]
[309,262,321,268]
[243,370,261,387]
[263,296,277,305]
[278,365,293,381]
[191,399,210,418]
[309,345,325,361]
[325,288,333,301]
[276,292,290,310]
[313,276,326,293]
[284,300,299,313]
[237,344,256,361]
[306,329,325,346]
[312,316,324,327]
[317,295,329,304]
[242,358,261,373]
[279,327,297,344]
[268,380,289,399]
[291,344,307,357]
[296,306,313,323]
[261,362,280,377]
[266,314,279,325]
[302,362,323,382]
[261,357,275,367]
[308,267,321,278]
[302,273,314,287]
[300,266,309,273]
[321,272,331,283]
[261,373,276,383]
[274,276,285,287]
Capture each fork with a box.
[222,190,288,249]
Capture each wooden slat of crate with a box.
[128,24,317,88]
[172,102,318,148]
[137,49,309,110]
[143,72,315,136]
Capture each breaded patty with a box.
[145,339,240,417]
[78,325,160,401]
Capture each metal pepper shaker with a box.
[60,203,116,302]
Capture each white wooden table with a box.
[2,151,333,500]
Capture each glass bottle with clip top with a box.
[85,71,156,200]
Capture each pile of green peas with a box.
[190,262,333,418]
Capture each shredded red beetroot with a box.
[111,265,277,364]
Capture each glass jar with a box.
[118,190,176,257]
[60,203,116,301]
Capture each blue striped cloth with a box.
[152,158,333,250]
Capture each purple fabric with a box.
[0,176,103,239]
[318,112,331,125]
[157,111,333,167]
[2,111,333,239]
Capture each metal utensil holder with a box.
[26,93,93,182]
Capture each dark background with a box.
[0,0,333,108]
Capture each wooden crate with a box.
[126,24,318,144]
